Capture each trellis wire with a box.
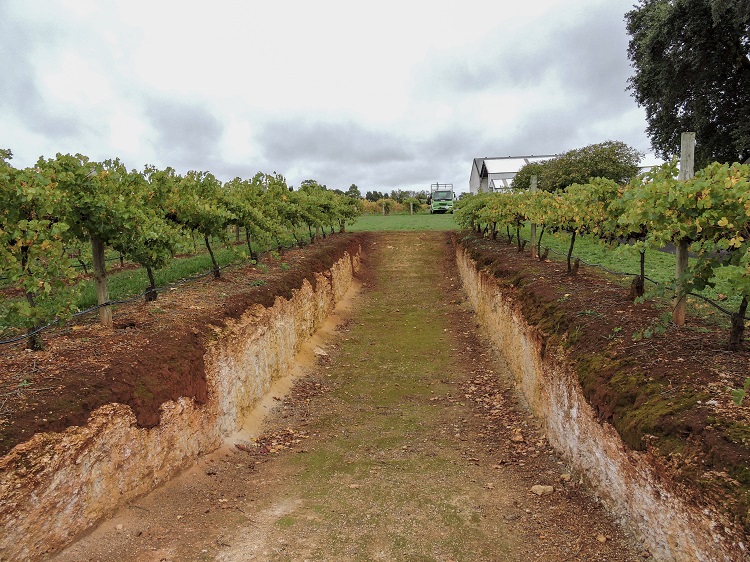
[0,243,283,347]
[520,236,736,318]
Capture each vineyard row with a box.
[454,159,750,351]
[0,151,363,350]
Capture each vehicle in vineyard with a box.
[428,183,455,214]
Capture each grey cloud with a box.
[505,107,590,155]
[227,4,642,193]
[291,157,439,193]
[489,102,650,163]
[258,118,414,165]
[412,3,645,162]
[419,127,488,161]
[416,3,632,114]
[1,1,648,194]
[255,117,417,189]
[0,5,84,140]
[255,117,486,191]
[350,151,478,194]
[143,98,224,170]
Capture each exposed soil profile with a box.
[457,231,750,536]
[0,233,367,456]
[51,231,645,561]
[2,229,748,561]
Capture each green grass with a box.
[506,224,744,327]
[348,213,459,232]
[77,228,307,309]
[2,240,268,334]
[505,224,672,280]
[76,246,249,309]
[273,232,518,560]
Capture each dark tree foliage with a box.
[626,0,750,167]
[389,189,406,203]
[345,183,362,199]
[510,161,547,191]
[511,141,642,191]
[300,179,327,190]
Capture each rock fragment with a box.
[530,485,554,496]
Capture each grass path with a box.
[53,232,642,562]
[222,232,521,560]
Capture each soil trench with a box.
[52,231,645,561]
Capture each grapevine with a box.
[1,149,360,346]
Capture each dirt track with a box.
[52,231,646,561]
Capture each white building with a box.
[469,155,556,194]
[469,153,668,194]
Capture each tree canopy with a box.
[626,0,750,167]
[345,184,362,199]
[511,141,642,191]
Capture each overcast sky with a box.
[1,0,658,194]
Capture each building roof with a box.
[472,158,484,177]
[472,155,557,191]
[479,155,556,176]
[473,153,668,191]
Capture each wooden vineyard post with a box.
[673,132,695,326]
[91,235,113,327]
[530,175,538,259]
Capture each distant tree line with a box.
[363,189,430,203]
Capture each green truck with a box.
[428,183,455,214]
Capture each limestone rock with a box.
[531,485,554,496]
[510,429,525,443]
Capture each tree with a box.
[335,194,364,231]
[97,160,177,304]
[390,189,413,204]
[626,0,750,167]
[298,180,333,239]
[510,161,547,191]
[683,162,750,350]
[346,184,362,199]
[476,192,521,244]
[522,188,557,258]
[262,173,308,246]
[511,141,642,191]
[403,196,422,215]
[300,179,327,190]
[132,166,184,300]
[454,192,492,232]
[376,198,393,215]
[415,190,430,203]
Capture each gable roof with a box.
[479,155,556,175]
[472,158,484,177]
[473,155,557,190]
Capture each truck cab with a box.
[429,186,455,214]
